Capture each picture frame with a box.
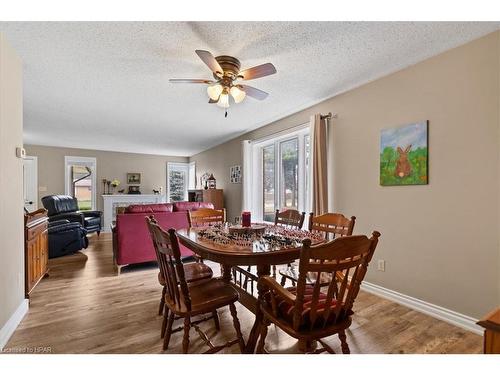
[380,120,428,186]
[230,165,241,184]
[127,173,141,184]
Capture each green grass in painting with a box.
[78,200,92,211]
[380,146,428,185]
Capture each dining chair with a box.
[274,208,306,229]
[146,216,214,336]
[188,208,226,227]
[279,213,356,286]
[254,231,380,354]
[146,217,246,354]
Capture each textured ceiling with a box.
[0,22,498,156]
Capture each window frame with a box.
[64,156,97,211]
[250,125,310,222]
[166,162,192,202]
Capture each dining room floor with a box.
[5,233,482,354]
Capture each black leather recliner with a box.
[47,220,89,258]
[41,195,103,235]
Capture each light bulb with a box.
[230,86,246,103]
[207,84,223,101]
[217,92,230,108]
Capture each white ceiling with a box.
[0,22,498,156]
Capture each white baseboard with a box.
[0,299,29,350]
[361,281,482,335]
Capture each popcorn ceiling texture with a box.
[0,21,498,156]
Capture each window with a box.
[248,126,310,222]
[167,162,195,202]
[64,156,97,211]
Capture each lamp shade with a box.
[230,86,246,103]
[207,84,223,101]
[217,92,230,108]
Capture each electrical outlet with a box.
[377,259,385,272]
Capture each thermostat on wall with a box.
[16,147,26,158]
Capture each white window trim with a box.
[247,124,310,222]
[167,162,191,202]
[64,156,97,210]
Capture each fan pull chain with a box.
[225,109,228,118]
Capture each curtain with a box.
[241,139,252,212]
[310,114,329,215]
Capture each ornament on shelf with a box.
[207,173,216,189]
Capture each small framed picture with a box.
[127,173,141,184]
[230,165,241,184]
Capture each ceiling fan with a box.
[170,50,277,116]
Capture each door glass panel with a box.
[304,134,310,212]
[263,145,275,222]
[280,138,299,210]
[71,165,92,210]
[168,166,187,202]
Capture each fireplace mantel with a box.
[102,194,166,232]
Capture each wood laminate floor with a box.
[5,233,482,354]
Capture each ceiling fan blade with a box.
[239,63,277,81]
[169,79,213,84]
[208,98,218,104]
[195,50,223,74]
[239,85,269,101]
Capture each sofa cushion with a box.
[125,203,173,213]
[173,201,214,212]
[115,211,191,265]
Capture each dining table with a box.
[176,224,324,353]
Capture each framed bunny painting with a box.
[380,121,428,186]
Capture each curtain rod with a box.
[321,112,338,120]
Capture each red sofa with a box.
[112,201,214,273]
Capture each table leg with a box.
[244,264,270,354]
[221,264,232,282]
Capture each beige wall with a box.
[0,34,24,334]
[191,31,500,318]
[24,145,188,212]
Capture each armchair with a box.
[47,219,88,258]
[42,195,102,235]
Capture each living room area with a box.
[1,1,500,372]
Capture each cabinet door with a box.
[40,229,48,274]
[26,239,36,293]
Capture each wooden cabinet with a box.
[25,209,49,299]
[477,307,500,354]
[188,189,224,210]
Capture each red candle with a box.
[241,211,251,227]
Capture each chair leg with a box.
[163,311,175,350]
[280,275,287,286]
[338,330,350,354]
[256,320,269,354]
[272,265,277,278]
[229,303,246,353]
[161,307,167,338]
[182,316,191,354]
[212,310,220,331]
[97,231,100,237]
[158,286,166,316]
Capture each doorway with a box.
[23,156,38,212]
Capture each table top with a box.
[176,225,324,266]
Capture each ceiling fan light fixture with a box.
[217,91,230,108]
[207,83,223,101]
[230,86,246,103]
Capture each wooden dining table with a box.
[176,226,317,353]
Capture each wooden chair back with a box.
[274,209,306,229]
[308,213,356,240]
[188,208,226,227]
[292,232,380,331]
[146,216,192,311]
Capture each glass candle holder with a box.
[241,211,251,227]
